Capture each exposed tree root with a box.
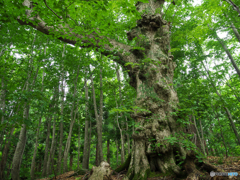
[85,161,113,180]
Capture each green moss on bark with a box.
[115,154,131,173]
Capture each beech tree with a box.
[2,0,227,179]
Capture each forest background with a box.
[0,0,240,179]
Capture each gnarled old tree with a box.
[6,0,222,179]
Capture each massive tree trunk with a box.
[15,0,220,179]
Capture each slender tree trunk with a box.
[116,65,125,164]
[199,118,206,155]
[0,127,15,179]
[69,154,74,171]
[204,140,209,156]
[42,117,52,177]
[30,67,46,180]
[95,140,99,166]
[0,43,10,148]
[192,114,206,155]
[82,75,89,169]
[77,113,81,170]
[57,44,65,175]
[116,140,119,166]
[0,64,6,148]
[98,66,104,164]
[87,121,92,169]
[217,116,228,158]
[126,116,131,156]
[208,25,240,78]
[201,61,240,145]
[50,130,60,174]
[46,111,57,176]
[63,64,80,172]
[90,67,103,164]
[6,161,11,179]
[11,114,28,180]
[11,34,36,180]
[114,92,125,164]
[222,0,240,17]
[230,22,240,43]
[107,140,110,164]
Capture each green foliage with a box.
[1,0,240,179]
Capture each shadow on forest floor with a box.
[36,156,240,180]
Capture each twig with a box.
[43,0,62,19]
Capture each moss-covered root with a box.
[115,154,131,173]
[123,141,151,180]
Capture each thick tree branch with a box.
[18,0,135,67]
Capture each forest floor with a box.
[36,156,240,180]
